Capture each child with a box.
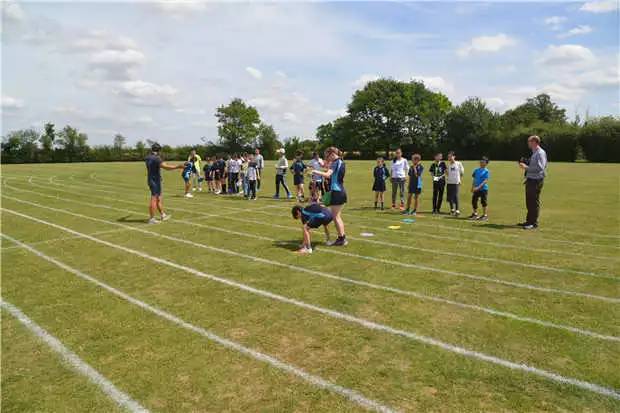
[203,157,213,192]
[404,154,423,215]
[390,148,409,210]
[228,154,241,195]
[291,204,332,254]
[309,151,324,202]
[182,161,194,198]
[188,149,203,192]
[429,152,447,214]
[470,157,490,221]
[274,148,292,199]
[240,153,249,197]
[446,151,464,216]
[372,157,390,210]
[246,154,260,200]
[290,150,307,202]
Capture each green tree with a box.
[501,94,566,129]
[1,129,39,163]
[215,98,260,152]
[113,133,127,159]
[347,78,451,157]
[57,125,89,162]
[39,123,56,162]
[256,123,282,159]
[135,140,147,159]
[445,97,500,159]
[579,116,620,162]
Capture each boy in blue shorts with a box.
[182,161,194,198]
[290,150,307,202]
[470,157,490,221]
[291,204,332,254]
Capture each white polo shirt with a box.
[391,158,409,179]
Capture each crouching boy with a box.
[291,204,332,254]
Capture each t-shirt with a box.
[291,159,306,176]
[446,161,465,184]
[329,158,346,192]
[409,163,424,189]
[391,158,409,179]
[373,165,389,181]
[276,156,288,175]
[301,203,333,228]
[182,162,193,179]
[189,154,202,171]
[247,161,258,180]
[216,159,226,173]
[255,154,264,169]
[309,158,323,181]
[228,159,241,173]
[145,154,162,183]
[473,167,490,191]
[429,161,447,182]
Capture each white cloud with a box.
[154,1,210,17]
[1,95,25,110]
[544,16,567,31]
[71,30,137,52]
[275,70,287,78]
[537,44,596,68]
[1,0,25,23]
[282,112,299,123]
[88,49,146,80]
[483,97,507,111]
[558,25,593,38]
[457,33,516,57]
[580,0,619,13]
[352,73,380,88]
[117,80,178,106]
[411,75,455,94]
[245,66,263,80]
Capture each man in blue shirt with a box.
[291,204,333,254]
[518,135,548,229]
[145,143,184,224]
[469,157,490,221]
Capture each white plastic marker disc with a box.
[388,225,401,230]
[360,232,375,237]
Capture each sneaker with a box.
[332,236,348,246]
[477,215,488,221]
[432,209,437,215]
[401,209,410,215]
[273,195,280,199]
[409,210,417,216]
[287,194,293,199]
[391,204,397,209]
[192,188,196,192]
[161,214,171,222]
[468,213,478,220]
[185,193,194,198]
[450,209,455,216]
[198,187,203,192]
[455,210,461,216]
[215,190,221,195]
[523,223,538,230]
[296,246,313,254]
[147,217,159,224]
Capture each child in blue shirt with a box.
[182,161,194,198]
[404,154,423,215]
[470,157,490,221]
[290,150,307,202]
[372,157,390,210]
[291,204,332,254]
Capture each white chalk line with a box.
[16,177,619,279]
[82,173,620,243]
[3,208,620,402]
[1,228,131,251]
[4,187,619,305]
[0,299,150,413]
[4,185,618,304]
[4,191,616,342]
[2,234,396,413]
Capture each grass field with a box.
[1,160,619,412]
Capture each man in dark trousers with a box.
[519,135,547,230]
[429,152,447,214]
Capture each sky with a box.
[1,0,618,146]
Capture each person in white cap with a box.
[273,148,292,199]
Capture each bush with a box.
[579,117,620,163]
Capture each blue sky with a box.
[1,1,618,146]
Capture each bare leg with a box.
[406,193,412,211]
[331,204,345,237]
[157,196,164,216]
[149,196,157,218]
[414,194,420,211]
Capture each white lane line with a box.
[1,228,131,251]
[3,192,615,341]
[15,179,619,278]
[4,209,620,402]
[1,299,149,413]
[2,235,396,413]
[54,174,620,249]
[3,189,618,304]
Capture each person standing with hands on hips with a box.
[518,135,547,230]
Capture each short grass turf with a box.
[1,160,619,412]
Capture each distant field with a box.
[1,160,619,412]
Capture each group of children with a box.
[372,150,490,220]
[274,148,327,203]
[182,149,264,200]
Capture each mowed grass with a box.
[1,160,619,412]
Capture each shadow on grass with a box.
[117,215,149,224]
[478,223,520,230]
[272,239,301,251]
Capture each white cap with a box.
[276,148,285,154]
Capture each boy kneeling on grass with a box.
[291,204,332,254]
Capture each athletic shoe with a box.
[215,190,221,195]
[516,222,528,227]
[450,209,455,215]
[391,204,397,209]
[287,194,293,199]
[192,188,196,192]
[523,223,538,230]
[147,217,159,224]
[296,246,313,254]
[185,193,194,198]
[432,210,437,215]
[468,213,478,220]
[408,210,417,216]
[455,210,461,216]
[273,195,280,199]
[401,209,410,215]
[161,214,171,222]
[477,215,488,221]
[332,236,348,246]
[198,188,203,192]
[252,197,257,200]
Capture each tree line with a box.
[2,79,619,163]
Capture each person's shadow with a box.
[479,223,519,230]
[272,239,300,251]
[117,215,150,224]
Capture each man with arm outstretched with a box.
[145,143,184,224]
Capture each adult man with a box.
[254,148,264,190]
[390,148,409,210]
[519,135,547,230]
[145,143,183,224]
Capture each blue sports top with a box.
[330,159,346,192]
[409,163,424,189]
[182,162,193,178]
[145,154,162,182]
[472,167,490,191]
[373,165,389,181]
[291,160,307,176]
[301,203,333,228]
